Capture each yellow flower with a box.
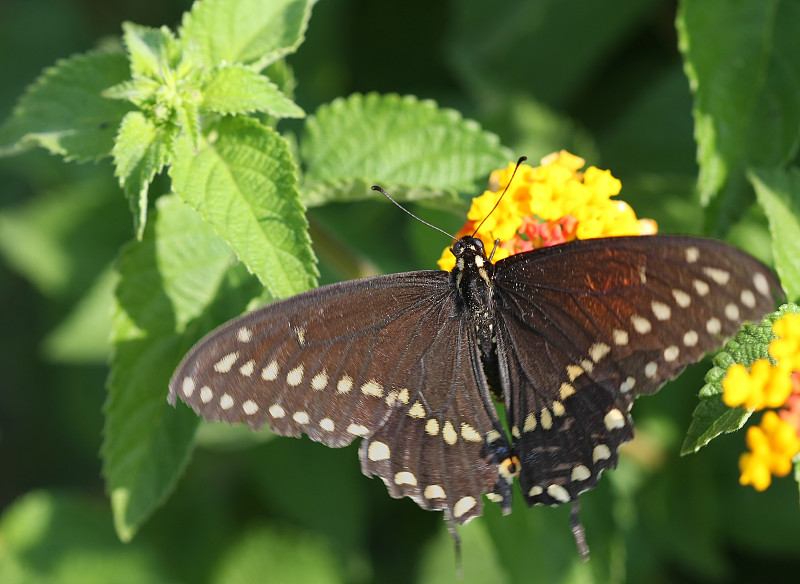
[722,358,792,410]
[437,151,656,270]
[769,313,800,372]
[739,411,800,491]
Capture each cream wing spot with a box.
[461,423,482,442]
[214,352,239,373]
[589,342,611,363]
[181,377,196,397]
[686,246,700,263]
[424,485,446,499]
[268,404,285,418]
[740,289,756,308]
[683,330,699,347]
[368,441,390,461]
[236,327,253,343]
[347,424,369,436]
[552,401,565,416]
[645,361,658,378]
[593,444,611,462]
[394,471,417,486]
[261,360,279,381]
[571,465,591,482]
[613,329,629,346]
[511,425,520,438]
[219,394,234,410]
[408,402,425,418]
[580,359,594,373]
[453,496,477,518]
[425,419,440,436]
[547,484,570,503]
[443,421,458,445]
[631,314,652,334]
[523,413,537,431]
[753,272,771,297]
[559,382,576,400]
[651,301,672,321]
[293,411,310,425]
[319,418,335,432]
[239,360,255,377]
[242,400,259,415]
[566,364,584,381]
[703,266,731,285]
[664,345,680,362]
[200,386,213,403]
[604,408,625,431]
[528,485,543,497]
[311,371,328,391]
[672,288,692,307]
[361,380,384,398]
[337,375,353,394]
[620,376,636,393]
[707,317,722,334]
[540,408,553,430]
[725,303,740,321]
[286,365,304,387]
[693,279,710,296]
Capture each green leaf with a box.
[0,491,177,584]
[677,1,800,204]
[0,174,128,299]
[179,0,313,69]
[104,194,261,541]
[43,264,117,363]
[122,22,180,79]
[112,111,173,238]
[0,50,133,161]
[302,179,466,212]
[750,167,800,301]
[681,304,800,455]
[447,0,653,106]
[300,93,511,205]
[202,64,305,118]
[212,525,343,584]
[170,116,317,298]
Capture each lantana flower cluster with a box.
[437,151,656,270]
[722,313,800,491]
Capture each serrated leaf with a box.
[300,93,511,205]
[0,50,133,161]
[750,168,800,301]
[677,1,800,204]
[302,177,465,212]
[113,111,173,238]
[103,78,162,106]
[170,116,317,298]
[179,0,313,69]
[104,194,261,541]
[202,64,304,118]
[123,22,180,79]
[176,97,201,151]
[682,304,800,454]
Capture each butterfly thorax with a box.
[450,236,502,397]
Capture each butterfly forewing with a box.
[170,271,511,523]
[491,236,782,505]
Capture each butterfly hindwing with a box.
[491,235,783,505]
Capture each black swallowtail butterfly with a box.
[169,220,782,547]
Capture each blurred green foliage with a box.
[1,0,799,583]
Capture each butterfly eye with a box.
[472,238,485,253]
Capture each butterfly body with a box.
[169,234,782,526]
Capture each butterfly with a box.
[169,207,782,553]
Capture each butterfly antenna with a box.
[471,156,527,238]
[371,185,457,241]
